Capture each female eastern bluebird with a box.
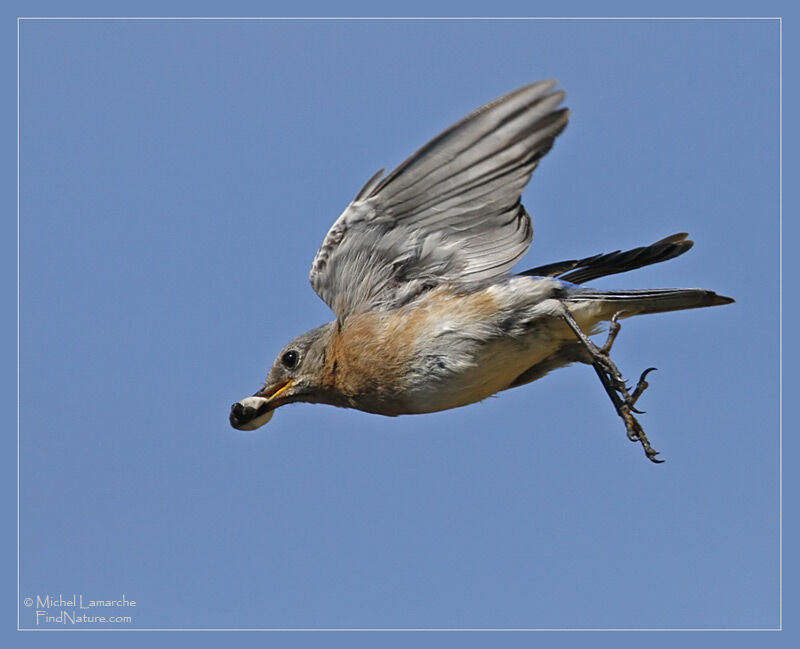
[229,80,733,463]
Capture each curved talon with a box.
[629,367,657,407]
[630,405,647,415]
[639,367,658,381]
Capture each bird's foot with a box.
[593,362,663,463]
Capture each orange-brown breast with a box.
[320,308,424,408]
[317,287,504,414]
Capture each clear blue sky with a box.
[7,2,793,645]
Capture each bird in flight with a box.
[229,80,733,462]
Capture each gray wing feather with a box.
[309,80,569,318]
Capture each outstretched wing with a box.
[309,80,569,318]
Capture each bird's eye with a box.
[281,350,299,369]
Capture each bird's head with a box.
[229,322,336,430]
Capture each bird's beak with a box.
[229,379,294,430]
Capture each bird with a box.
[229,80,733,463]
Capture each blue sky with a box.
[6,3,794,647]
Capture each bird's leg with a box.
[557,303,663,464]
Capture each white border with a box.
[778,14,783,633]
[16,12,21,635]
[16,15,782,633]
[15,16,783,19]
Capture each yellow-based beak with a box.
[258,379,294,401]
